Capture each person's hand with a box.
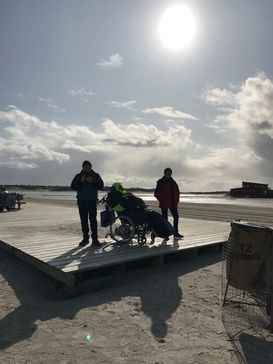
[81,175,86,183]
[86,176,92,183]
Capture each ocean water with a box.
[12,190,273,209]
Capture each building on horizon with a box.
[229,181,273,198]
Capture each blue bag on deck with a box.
[100,209,115,227]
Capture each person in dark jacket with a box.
[106,182,145,213]
[71,160,104,247]
[154,167,183,238]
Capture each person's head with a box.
[82,160,92,174]
[112,182,125,193]
[164,167,172,179]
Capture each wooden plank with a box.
[0,201,230,286]
[10,230,225,253]
[3,232,227,264]
[45,237,225,273]
[0,239,75,287]
[1,227,228,256]
[3,226,227,244]
[0,229,227,276]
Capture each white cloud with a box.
[202,84,237,107]
[89,73,273,188]
[143,106,198,120]
[38,97,66,113]
[131,116,144,121]
[106,100,137,111]
[66,87,95,97]
[202,72,273,183]
[7,105,18,110]
[0,105,255,189]
[0,107,193,173]
[101,118,192,148]
[3,72,273,191]
[0,161,38,169]
[207,73,273,136]
[0,108,70,167]
[96,53,123,68]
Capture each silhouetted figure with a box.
[71,160,104,248]
[154,167,183,238]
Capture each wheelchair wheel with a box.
[137,236,147,245]
[110,215,135,243]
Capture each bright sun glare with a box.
[159,5,197,50]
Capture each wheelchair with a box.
[98,194,151,245]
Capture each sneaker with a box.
[174,233,184,238]
[79,239,89,247]
[92,240,102,248]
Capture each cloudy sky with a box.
[1,0,273,191]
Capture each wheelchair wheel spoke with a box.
[110,215,135,243]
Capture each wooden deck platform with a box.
[0,202,230,289]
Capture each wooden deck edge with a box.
[62,239,227,274]
[0,237,227,287]
[0,239,13,254]
[0,239,75,287]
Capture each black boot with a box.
[79,238,89,247]
[92,239,102,248]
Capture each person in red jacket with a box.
[154,167,183,238]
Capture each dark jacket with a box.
[71,170,104,201]
[154,177,180,208]
[106,188,145,213]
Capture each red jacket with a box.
[154,177,180,208]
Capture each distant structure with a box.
[229,181,273,198]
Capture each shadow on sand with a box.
[0,246,221,350]
[239,333,273,364]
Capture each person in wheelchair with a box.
[105,182,150,245]
[106,182,146,225]
[105,183,174,244]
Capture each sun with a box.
[158,5,197,50]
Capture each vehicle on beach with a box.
[0,186,26,212]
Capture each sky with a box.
[1,0,273,191]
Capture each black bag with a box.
[145,210,174,238]
[100,209,115,227]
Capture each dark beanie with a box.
[164,167,172,174]
[82,160,92,168]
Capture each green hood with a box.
[112,182,126,194]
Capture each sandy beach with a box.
[1,198,273,363]
[23,195,273,226]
